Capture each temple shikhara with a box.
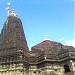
[0,3,75,75]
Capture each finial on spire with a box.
[13,9,14,11]
[9,8,17,17]
[8,2,10,6]
[10,8,15,13]
[5,3,17,17]
[44,34,49,40]
[6,2,10,16]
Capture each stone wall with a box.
[0,63,26,75]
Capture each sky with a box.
[0,0,75,48]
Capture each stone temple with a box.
[0,5,75,75]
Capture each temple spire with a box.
[44,34,49,40]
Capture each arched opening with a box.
[64,64,71,73]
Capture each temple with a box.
[0,3,75,75]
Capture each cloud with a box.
[64,39,75,47]
[60,37,64,41]
[74,0,75,2]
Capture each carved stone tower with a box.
[0,6,29,75]
[0,12,29,51]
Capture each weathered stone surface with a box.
[0,16,29,51]
[31,40,63,61]
[31,40,63,54]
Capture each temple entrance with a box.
[64,64,71,73]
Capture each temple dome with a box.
[31,40,75,61]
[31,40,63,55]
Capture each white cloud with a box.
[64,39,75,48]
[60,37,64,41]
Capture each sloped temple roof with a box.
[31,40,63,54]
[31,40,75,63]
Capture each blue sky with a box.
[0,0,74,48]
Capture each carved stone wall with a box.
[0,16,29,51]
[0,14,75,75]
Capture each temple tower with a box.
[0,3,29,75]
[0,8,29,51]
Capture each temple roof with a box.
[58,46,75,54]
[31,40,63,54]
[31,40,75,62]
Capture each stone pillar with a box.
[29,66,37,75]
[69,60,75,75]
